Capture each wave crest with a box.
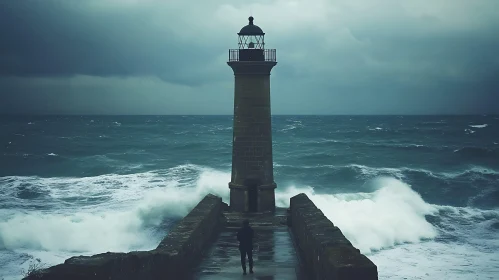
[1,166,495,262]
[0,165,230,253]
[276,177,438,254]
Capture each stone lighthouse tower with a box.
[228,16,277,213]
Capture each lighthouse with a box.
[227,16,277,213]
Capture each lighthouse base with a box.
[229,182,276,213]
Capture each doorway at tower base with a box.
[228,181,277,213]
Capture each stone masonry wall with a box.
[231,74,274,186]
[228,60,277,212]
[289,193,378,280]
[24,194,224,280]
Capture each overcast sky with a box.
[1,0,498,115]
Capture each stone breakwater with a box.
[24,193,378,280]
[24,194,224,280]
[289,193,378,279]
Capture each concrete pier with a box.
[24,194,378,280]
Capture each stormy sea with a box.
[0,115,498,279]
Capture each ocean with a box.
[0,115,498,279]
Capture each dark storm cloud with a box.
[0,1,222,86]
[0,0,498,114]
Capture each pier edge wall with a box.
[24,194,224,280]
[289,193,378,280]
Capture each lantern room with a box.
[229,16,276,62]
[238,16,265,49]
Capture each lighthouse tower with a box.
[228,16,277,213]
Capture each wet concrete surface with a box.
[191,229,305,279]
[190,209,307,279]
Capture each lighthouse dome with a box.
[238,16,265,35]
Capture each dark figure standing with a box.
[237,219,254,275]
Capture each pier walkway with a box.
[189,208,307,279]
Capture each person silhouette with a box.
[237,219,254,275]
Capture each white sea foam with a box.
[0,167,498,279]
[209,125,232,132]
[282,163,497,182]
[276,177,438,254]
[371,203,499,279]
[0,166,230,254]
[280,125,297,132]
[370,240,499,280]
[309,138,342,144]
[280,120,304,132]
[0,171,434,256]
[440,165,499,178]
[469,124,488,128]
[0,211,152,252]
[347,164,406,180]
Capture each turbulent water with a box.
[1,115,498,279]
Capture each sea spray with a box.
[0,170,444,255]
[0,167,231,254]
[276,177,439,254]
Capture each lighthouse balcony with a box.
[229,48,276,62]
